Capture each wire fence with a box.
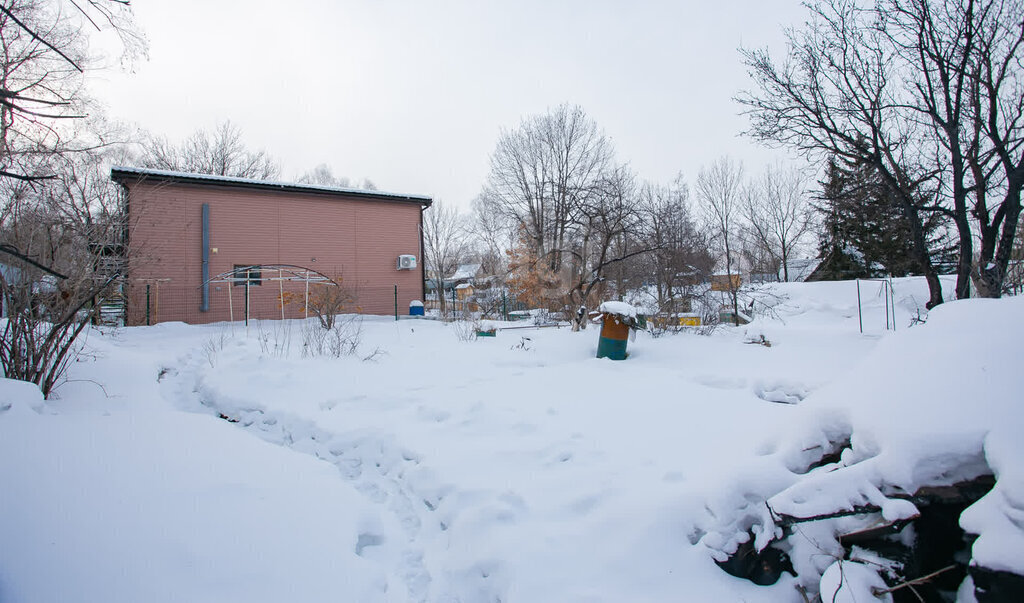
[109,270,1023,328]
[112,279,536,326]
[121,282,424,326]
[422,288,529,320]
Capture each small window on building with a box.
[233,264,262,286]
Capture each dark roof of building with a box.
[110,166,433,207]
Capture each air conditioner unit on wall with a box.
[397,255,417,270]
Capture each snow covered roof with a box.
[110,166,433,206]
[781,258,821,282]
[448,263,482,281]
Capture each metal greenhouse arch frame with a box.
[201,264,341,326]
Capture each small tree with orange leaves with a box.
[279,276,359,330]
[505,228,562,312]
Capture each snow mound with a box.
[598,301,637,317]
[698,295,1024,593]
[0,378,45,415]
[820,561,892,603]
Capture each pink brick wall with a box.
[124,180,426,325]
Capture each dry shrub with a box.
[309,282,358,329]
[291,278,367,358]
[301,314,363,358]
[279,279,359,330]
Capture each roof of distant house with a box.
[781,258,821,282]
[448,263,482,281]
[110,166,433,207]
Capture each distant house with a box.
[454,282,478,313]
[780,258,820,282]
[426,262,485,297]
[449,263,483,286]
[111,167,432,325]
[710,272,742,292]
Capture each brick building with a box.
[111,167,432,325]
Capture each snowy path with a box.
[159,350,453,601]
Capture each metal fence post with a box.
[244,275,250,327]
[856,279,863,334]
[394,284,398,321]
[889,279,896,331]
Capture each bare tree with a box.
[738,0,946,307]
[697,157,746,325]
[297,163,377,190]
[878,0,982,299]
[0,0,141,396]
[563,164,650,329]
[961,0,1024,297]
[480,104,613,274]
[141,120,280,180]
[739,0,1024,304]
[1,153,126,397]
[738,218,781,281]
[421,200,468,318]
[1007,225,1024,294]
[298,163,342,186]
[742,164,814,282]
[469,194,512,278]
[877,0,1024,299]
[0,0,141,183]
[638,176,715,316]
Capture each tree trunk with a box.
[781,245,790,282]
[951,145,973,300]
[953,213,973,300]
[974,185,1022,298]
[881,171,944,309]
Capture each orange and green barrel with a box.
[597,313,631,360]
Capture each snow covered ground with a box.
[1,277,1021,602]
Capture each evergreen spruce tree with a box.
[811,155,950,280]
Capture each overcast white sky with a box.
[91,0,809,209]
